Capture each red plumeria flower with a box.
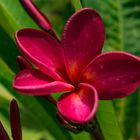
[0,99,22,140]
[13,3,140,124]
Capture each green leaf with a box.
[120,1,140,139]
[0,0,38,37]
[0,26,19,72]
[96,101,124,140]
[121,0,140,56]
[121,89,140,140]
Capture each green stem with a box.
[71,0,82,11]
[42,95,56,105]
[117,0,124,51]
[90,118,104,140]
[85,118,104,140]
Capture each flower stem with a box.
[42,95,57,105]
[85,118,104,140]
[92,118,104,140]
[71,0,83,11]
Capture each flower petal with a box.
[10,99,22,140]
[16,28,66,81]
[81,52,140,99]
[62,8,104,83]
[13,69,74,95]
[57,83,98,123]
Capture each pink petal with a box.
[57,83,98,123]
[20,0,51,31]
[62,8,104,83]
[13,69,74,95]
[0,122,10,140]
[10,99,22,140]
[16,28,66,81]
[81,52,140,99]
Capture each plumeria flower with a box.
[13,0,140,124]
[0,99,22,140]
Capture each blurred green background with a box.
[0,0,139,140]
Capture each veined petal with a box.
[10,99,22,140]
[62,8,104,83]
[57,83,98,123]
[13,69,74,95]
[81,52,140,99]
[0,122,10,140]
[16,28,66,81]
